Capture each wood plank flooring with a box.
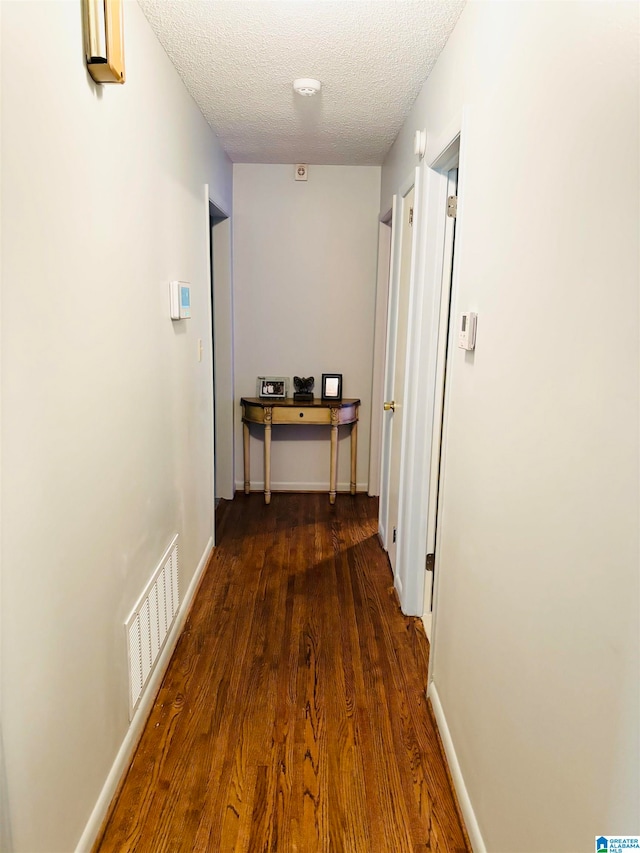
[95,494,469,853]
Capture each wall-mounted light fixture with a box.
[83,0,125,84]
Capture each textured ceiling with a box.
[137,0,466,165]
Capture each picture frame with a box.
[321,373,342,400]
[257,376,288,399]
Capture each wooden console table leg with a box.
[350,419,358,495]
[329,407,339,504]
[264,407,272,505]
[243,422,250,495]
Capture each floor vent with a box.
[125,535,180,719]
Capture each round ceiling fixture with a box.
[293,78,321,97]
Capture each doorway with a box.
[423,167,458,634]
[207,199,233,509]
[375,130,462,621]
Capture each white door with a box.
[379,182,416,579]
[424,168,458,615]
[377,195,397,547]
[368,216,393,498]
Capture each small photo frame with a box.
[321,373,342,400]
[257,376,288,399]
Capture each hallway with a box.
[95,494,469,852]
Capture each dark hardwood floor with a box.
[95,493,469,852]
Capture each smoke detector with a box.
[293,78,321,97]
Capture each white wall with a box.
[233,165,380,493]
[382,2,639,850]
[0,2,232,850]
[0,0,10,845]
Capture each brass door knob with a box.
[383,401,395,412]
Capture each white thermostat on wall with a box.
[170,281,191,320]
[458,312,477,350]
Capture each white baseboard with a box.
[427,682,486,853]
[75,536,214,853]
[394,572,403,599]
[422,611,433,642]
[235,479,369,493]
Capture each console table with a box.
[241,397,360,504]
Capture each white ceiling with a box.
[137,0,466,165]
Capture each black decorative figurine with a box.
[293,376,314,402]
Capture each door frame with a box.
[209,205,234,501]
[423,166,458,626]
[424,115,468,683]
[204,188,232,547]
[393,115,467,618]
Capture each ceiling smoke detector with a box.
[293,78,321,97]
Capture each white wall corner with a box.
[427,682,486,853]
[75,537,214,853]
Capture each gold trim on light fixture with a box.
[83,0,125,84]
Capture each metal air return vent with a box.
[125,535,180,719]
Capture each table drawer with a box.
[272,407,330,425]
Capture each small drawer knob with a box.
[299,412,304,418]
